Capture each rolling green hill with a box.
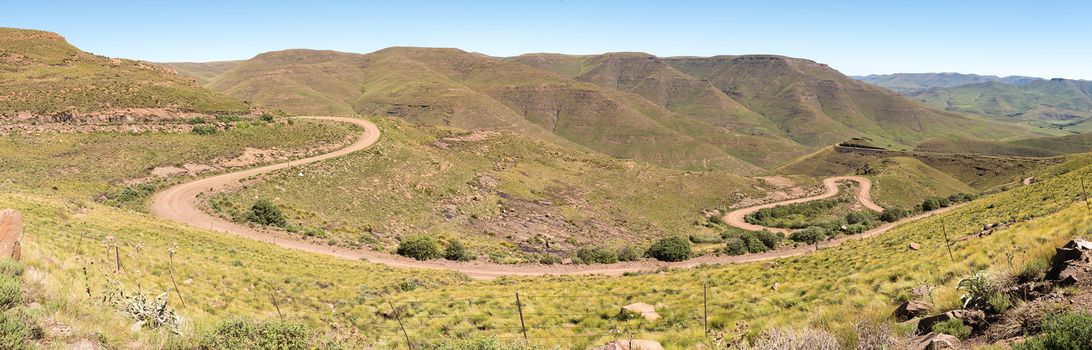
[168,50,1044,172]
[910,79,1092,131]
[856,73,1042,94]
[0,28,249,117]
[914,132,1092,158]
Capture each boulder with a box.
[916,309,985,335]
[908,242,921,250]
[910,332,962,350]
[621,302,660,321]
[1047,238,1092,283]
[0,209,22,260]
[894,300,933,321]
[1006,281,1053,301]
[596,340,664,350]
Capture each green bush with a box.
[931,319,971,340]
[1013,312,1092,350]
[192,125,219,135]
[647,236,692,262]
[396,235,442,261]
[753,230,782,250]
[844,223,868,234]
[790,226,827,244]
[537,254,562,265]
[0,310,35,350]
[741,233,767,253]
[260,113,275,122]
[1018,259,1050,281]
[246,199,287,228]
[845,211,872,225]
[921,197,951,211]
[0,275,22,310]
[617,246,642,262]
[443,240,474,262]
[190,317,312,350]
[577,247,618,264]
[879,208,909,222]
[724,237,747,255]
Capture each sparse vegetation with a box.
[1013,312,1092,350]
[931,318,972,340]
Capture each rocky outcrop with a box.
[916,309,986,335]
[621,302,660,321]
[1046,238,1092,285]
[910,332,962,350]
[894,300,933,321]
[0,209,21,260]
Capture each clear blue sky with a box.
[5,0,1091,79]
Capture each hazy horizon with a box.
[4,0,1091,79]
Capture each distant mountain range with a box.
[162,50,1037,172]
[858,73,1092,132]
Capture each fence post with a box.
[1082,177,1090,213]
[388,300,413,350]
[703,281,709,335]
[114,244,121,273]
[516,292,529,343]
[270,291,283,320]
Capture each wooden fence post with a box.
[114,244,121,273]
[270,291,283,320]
[941,220,954,262]
[388,300,413,350]
[703,281,709,335]
[516,292,529,343]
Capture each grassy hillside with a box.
[908,79,1092,132]
[172,48,763,172]
[775,146,1060,205]
[161,60,241,85]
[915,132,1092,158]
[0,28,249,117]
[0,119,358,201]
[209,117,764,260]
[665,55,1038,149]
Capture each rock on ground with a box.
[0,209,22,260]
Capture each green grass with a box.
[0,120,358,205]
[209,117,762,260]
[0,28,248,115]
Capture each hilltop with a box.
[857,73,1043,94]
[167,49,1041,171]
[0,28,250,118]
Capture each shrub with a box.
[538,254,562,265]
[879,208,908,222]
[1013,312,1092,350]
[192,317,312,350]
[246,199,287,228]
[931,319,971,340]
[724,237,747,255]
[0,310,34,350]
[260,113,275,122]
[1018,259,1050,282]
[0,275,22,310]
[921,197,951,211]
[689,233,724,244]
[741,233,767,253]
[192,125,218,135]
[647,236,692,262]
[844,223,868,234]
[949,193,976,203]
[396,235,442,261]
[576,247,618,264]
[753,230,783,250]
[845,211,872,225]
[790,226,827,244]
[957,270,998,310]
[430,336,534,350]
[443,240,474,262]
[617,246,642,262]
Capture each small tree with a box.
[790,226,827,244]
[753,230,783,250]
[396,235,442,261]
[443,240,474,262]
[724,237,747,255]
[246,200,287,228]
[647,236,692,262]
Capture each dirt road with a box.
[723,175,883,233]
[150,116,952,280]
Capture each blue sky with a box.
[4,0,1091,79]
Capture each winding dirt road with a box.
[723,175,883,233]
[150,116,954,280]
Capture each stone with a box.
[596,340,664,350]
[908,242,921,250]
[621,302,660,321]
[916,309,985,334]
[1007,281,1053,301]
[0,209,22,260]
[894,300,933,321]
[911,332,962,350]
[771,282,781,291]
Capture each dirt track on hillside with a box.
[150,116,956,280]
[723,175,883,233]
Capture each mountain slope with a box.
[909,79,1092,131]
[665,55,1033,149]
[856,72,1042,94]
[0,28,249,117]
